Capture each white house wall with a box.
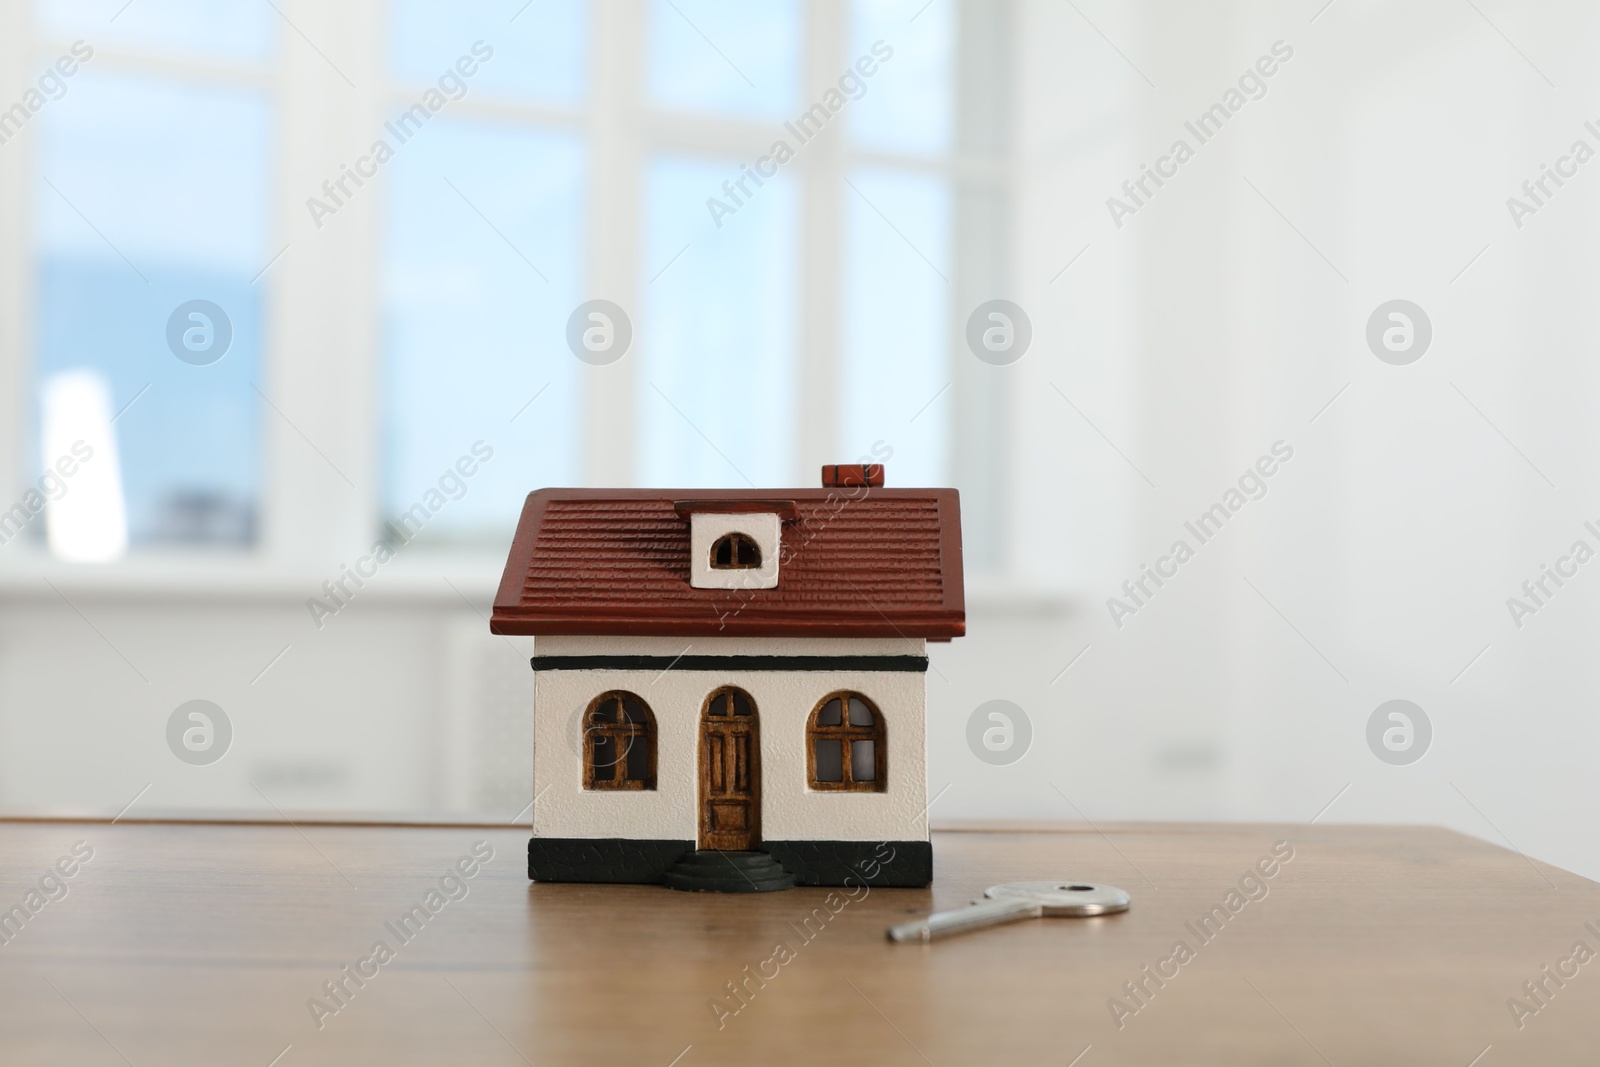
[534,635,927,657]
[531,638,929,844]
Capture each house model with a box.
[490,464,965,892]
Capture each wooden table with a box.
[0,819,1594,1065]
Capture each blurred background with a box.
[2,0,1598,880]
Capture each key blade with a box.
[886,897,1042,943]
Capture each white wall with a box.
[531,636,928,843]
[0,563,536,821]
[976,0,1600,882]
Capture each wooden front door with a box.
[699,688,760,850]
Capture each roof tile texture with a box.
[491,488,964,638]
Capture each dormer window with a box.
[680,505,785,590]
[711,532,761,569]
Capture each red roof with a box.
[490,487,965,639]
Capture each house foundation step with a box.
[663,849,796,893]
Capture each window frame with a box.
[806,689,885,792]
[709,531,761,569]
[704,685,756,720]
[0,0,1013,587]
[582,689,657,790]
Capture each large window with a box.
[842,0,956,488]
[28,1,272,552]
[639,154,799,488]
[648,0,801,119]
[2,0,1010,568]
[381,1,588,543]
[383,126,584,543]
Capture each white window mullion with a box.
[263,0,385,565]
[948,0,1015,572]
[0,2,33,528]
[797,0,847,482]
[583,1,644,487]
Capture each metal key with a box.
[886,881,1130,943]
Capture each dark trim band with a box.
[530,654,928,673]
[528,838,932,887]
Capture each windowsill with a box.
[0,547,1082,614]
[0,546,509,605]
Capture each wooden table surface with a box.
[0,819,1595,1066]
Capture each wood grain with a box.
[0,820,1595,1065]
[698,687,760,849]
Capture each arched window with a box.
[583,691,656,790]
[710,532,761,569]
[705,687,755,718]
[807,692,885,792]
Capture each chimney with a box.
[820,464,884,488]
